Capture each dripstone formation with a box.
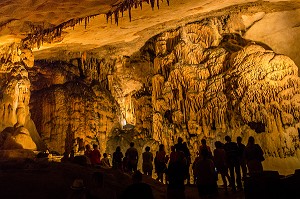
[0,4,299,170]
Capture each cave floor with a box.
[0,159,244,199]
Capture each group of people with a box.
[84,144,111,168]
[81,135,264,198]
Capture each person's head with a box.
[237,136,242,144]
[178,137,183,144]
[215,141,222,149]
[145,146,150,152]
[132,170,143,183]
[225,135,231,143]
[201,148,209,159]
[93,144,98,149]
[116,146,121,152]
[159,144,164,151]
[103,153,108,158]
[248,136,255,145]
[171,145,175,152]
[85,144,91,150]
[130,142,134,147]
[201,139,207,145]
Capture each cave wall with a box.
[128,16,300,167]
[28,58,121,154]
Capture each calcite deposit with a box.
[0,0,299,174]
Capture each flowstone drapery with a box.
[139,17,300,158]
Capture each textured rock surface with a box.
[0,44,43,150]
[29,60,120,154]
[0,0,299,174]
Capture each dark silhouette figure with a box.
[155,144,168,183]
[84,144,92,160]
[125,142,138,172]
[224,136,242,191]
[199,139,212,159]
[112,146,123,170]
[142,146,154,176]
[174,137,191,185]
[121,170,154,199]
[195,148,218,198]
[167,144,186,199]
[213,141,230,192]
[237,136,247,179]
[90,144,101,166]
[244,136,264,175]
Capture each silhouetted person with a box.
[100,153,111,168]
[237,136,247,179]
[199,138,212,159]
[213,141,230,192]
[155,144,168,183]
[192,152,201,184]
[84,144,92,160]
[121,170,154,199]
[142,146,153,176]
[224,136,242,191]
[174,137,191,185]
[195,148,218,198]
[244,136,264,175]
[167,144,186,199]
[112,146,123,170]
[70,150,75,162]
[90,144,101,166]
[67,179,87,199]
[183,142,191,185]
[125,142,138,172]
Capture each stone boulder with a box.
[2,127,37,150]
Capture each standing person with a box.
[192,152,201,184]
[142,146,154,176]
[167,145,186,199]
[125,142,138,173]
[155,144,168,183]
[182,142,191,185]
[84,144,92,159]
[199,139,212,159]
[237,136,247,180]
[112,146,123,170]
[224,136,242,192]
[244,136,264,175]
[100,153,111,168]
[213,141,230,193]
[174,137,191,185]
[195,148,218,198]
[90,144,101,166]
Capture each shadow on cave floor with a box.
[0,159,244,199]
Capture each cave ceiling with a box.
[0,0,299,65]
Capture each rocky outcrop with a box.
[133,16,300,158]
[29,59,121,154]
[0,44,44,150]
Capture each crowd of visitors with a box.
[67,135,264,199]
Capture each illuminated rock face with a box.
[0,44,42,150]
[29,60,120,154]
[136,17,300,159]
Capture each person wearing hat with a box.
[67,178,87,199]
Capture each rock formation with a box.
[0,0,299,174]
[0,43,43,151]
